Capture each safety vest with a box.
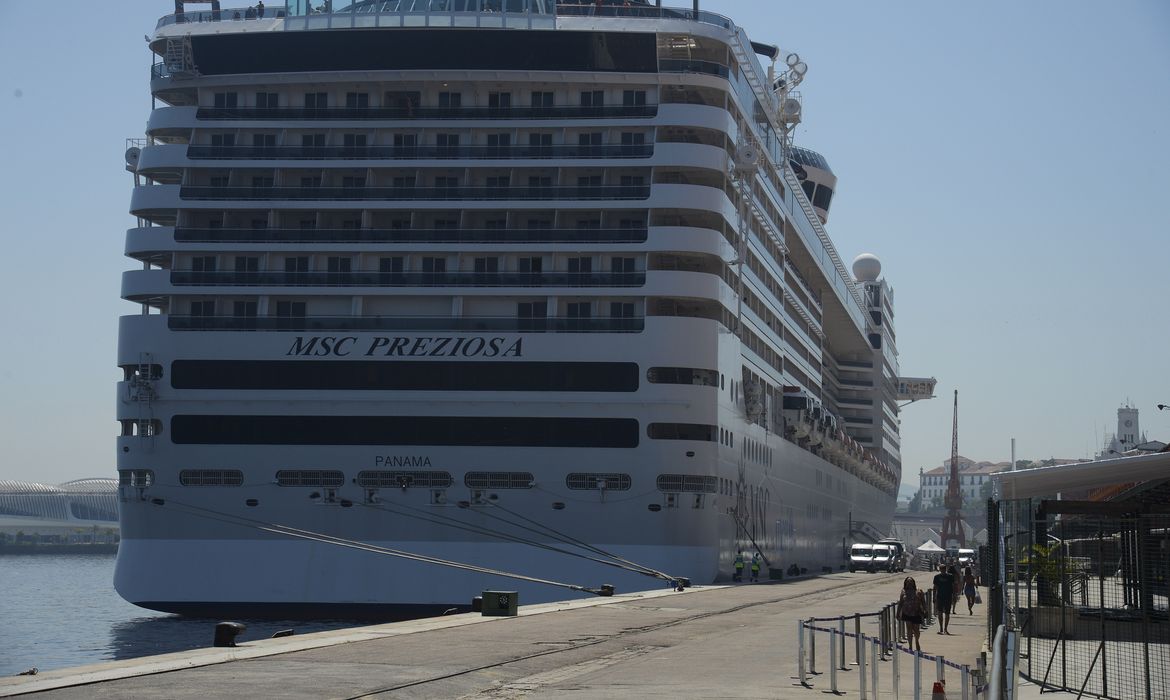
[734,554,745,569]
[751,556,761,572]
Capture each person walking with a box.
[950,564,962,614]
[897,576,925,651]
[963,566,978,614]
[750,552,761,582]
[933,563,955,634]
[733,550,745,582]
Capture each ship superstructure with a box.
[117,0,902,617]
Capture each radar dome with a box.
[852,253,881,282]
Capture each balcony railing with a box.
[170,270,645,287]
[178,185,650,201]
[658,59,731,79]
[168,315,644,333]
[193,104,657,120]
[185,144,652,160]
[174,227,648,244]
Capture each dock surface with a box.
[2,572,1012,698]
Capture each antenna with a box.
[125,146,141,171]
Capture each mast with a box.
[939,390,966,547]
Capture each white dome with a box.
[852,253,881,282]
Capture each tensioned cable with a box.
[483,501,677,581]
[356,499,665,579]
[365,495,671,580]
[150,497,610,595]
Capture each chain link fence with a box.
[990,497,1168,699]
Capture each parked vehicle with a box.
[878,538,908,572]
[871,544,896,572]
[958,548,976,567]
[849,543,876,573]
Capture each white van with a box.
[871,544,895,573]
[878,538,908,572]
[958,548,976,567]
[849,543,875,573]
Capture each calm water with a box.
[0,553,358,676]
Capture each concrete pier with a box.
[1,572,1009,699]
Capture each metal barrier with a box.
[796,600,988,698]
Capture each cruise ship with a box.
[116,0,905,618]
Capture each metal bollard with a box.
[830,628,839,694]
[838,616,847,669]
[892,638,900,699]
[961,663,970,700]
[858,634,868,700]
[871,638,880,700]
[913,648,922,700]
[854,613,862,665]
[797,620,807,686]
[808,619,816,675]
[937,654,945,683]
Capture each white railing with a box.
[796,597,989,699]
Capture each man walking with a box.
[733,551,745,582]
[750,552,761,582]
[933,563,955,634]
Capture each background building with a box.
[0,478,119,546]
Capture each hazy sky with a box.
[0,1,1166,487]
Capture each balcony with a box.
[185,143,652,161]
[178,184,650,201]
[174,226,647,244]
[167,315,644,333]
[169,270,646,287]
[194,104,658,121]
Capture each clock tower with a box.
[1117,406,1140,450]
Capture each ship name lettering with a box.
[288,335,523,358]
[363,336,523,358]
[285,336,359,357]
[374,455,433,468]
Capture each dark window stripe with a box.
[171,415,639,447]
[170,360,638,392]
[188,30,657,75]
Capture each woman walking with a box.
[963,566,978,614]
[897,576,926,651]
[950,564,962,615]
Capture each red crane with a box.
[939,390,966,548]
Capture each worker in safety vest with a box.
[733,551,745,582]
[750,552,761,582]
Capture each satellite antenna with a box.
[733,141,760,173]
[779,98,802,124]
[125,146,141,171]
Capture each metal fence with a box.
[795,593,988,699]
[990,497,1169,699]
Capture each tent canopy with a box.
[917,540,944,552]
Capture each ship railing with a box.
[193,104,658,120]
[185,144,653,160]
[167,315,645,333]
[155,2,736,32]
[178,184,651,201]
[170,270,646,287]
[174,227,648,244]
[659,58,730,79]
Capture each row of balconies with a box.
[183,143,653,161]
[144,103,733,143]
[121,268,731,302]
[166,315,645,333]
